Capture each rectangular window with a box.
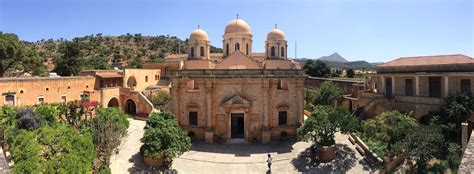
[278,111,287,126]
[38,96,45,104]
[429,77,442,98]
[461,79,471,94]
[61,96,67,103]
[5,95,15,106]
[405,79,413,96]
[145,76,148,82]
[189,111,198,126]
[155,75,159,80]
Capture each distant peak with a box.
[318,52,348,63]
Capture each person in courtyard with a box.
[266,153,273,170]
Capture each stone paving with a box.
[0,148,10,174]
[110,118,373,174]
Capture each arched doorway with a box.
[107,98,119,108]
[125,99,136,115]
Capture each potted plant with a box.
[140,112,191,167]
[298,106,357,162]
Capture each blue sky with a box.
[1,0,472,62]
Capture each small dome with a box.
[189,28,209,41]
[224,19,252,35]
[267,28,285,40]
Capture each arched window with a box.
[281,47,285,57]
[190,47,194,58]
[246,44,249,55]
[271,47,275,57]
[226,44,229,56]
[235,43,240,51]
[200,46,204,57]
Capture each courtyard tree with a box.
[361,110,417,156]
[303,59,331,78]
[346,69,355,78]
[140,112,191,167]
[310,81,343,107]
[426,93,473,142]
[396,125,444,173]
[10,124,95,173]
[298,106,358,161]
[0,32,46,77]
[82,107,130,170]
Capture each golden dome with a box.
[224,19,252,35]
[267,28,285,40]
[189,28,209,41]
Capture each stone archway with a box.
[125,99,136,115]
[107,97,119,108]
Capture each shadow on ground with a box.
[127,152,177,174]
[189,140,296,157]
[291,144,360,173]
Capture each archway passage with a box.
[107,98,119,108]
[125,99,136,115]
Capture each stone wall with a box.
[0,76,96,106]
[305,77,364,97]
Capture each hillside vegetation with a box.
[27,33,222,71]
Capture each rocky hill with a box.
[27,33,223,70]
[294,52,377,71]
[317,52,348,62]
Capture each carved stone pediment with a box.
[221,94,252,112]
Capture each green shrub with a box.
[147,91,172,110]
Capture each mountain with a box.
[293,52,377,70]
[317,52,348,63]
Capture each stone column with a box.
[261,79,271,143]
[171,79,181,125]
[391,76,396,96]
[462,122,469,152]
[204,81,213,143]
[381,76,386,94]
[296,81,304,126]
[444,76,450,98]
[415,76,420,96]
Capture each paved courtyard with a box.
[110,118,373,174]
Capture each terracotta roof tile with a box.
[379,54,474,67]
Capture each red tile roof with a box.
[379,54,474,67]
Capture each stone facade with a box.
[356,55,474,119]
[160,18,305,143]
[168,70,305,143]
[0,70,157,118]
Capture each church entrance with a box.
[231,113,245,139]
